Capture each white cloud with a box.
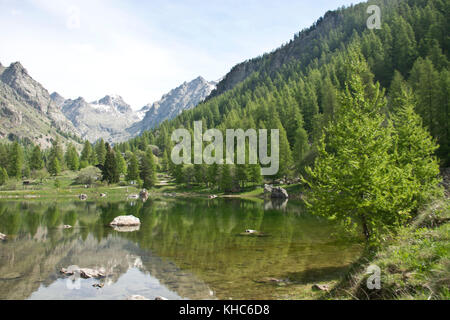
[66,5,80,30]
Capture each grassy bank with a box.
[321,197,450,300]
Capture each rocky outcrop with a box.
[56,94,140,143]
[128,76,217,135]
[110,215,141,227]
[0,62,81,148]
[264,185,289,199]
[271,187,289,199]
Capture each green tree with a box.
[29,145,44,171]
[102,143,119,184]
[115,151,127,176]
[391,87,441,205]
[0,167,8,185]
[139,149,157,189]
[80,141,95,165]
[304,55,416,242]
[8,142,23,179]
[48,156,61,176]
[95,139,107,166]
[126,153,140,183]
[220,165,233,192]
[65,144,79,171]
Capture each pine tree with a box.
[48,156,61,176]
[115,151,127,176]
[80,141,94,165]
[220,165,233,192]
[65,144,79,171]
[126,153,140,183]
[304,54,415,242]
[102,143,119,184]
[391,87,441,205]
[49,139,64,164]
[30,145,44,171]
[0,167,8,185]
[140,148,157,189]
[8,141,23,179]
[96,139,107,166]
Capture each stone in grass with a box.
[110,215,141,227]
[0,233,6,241]
[312,284,330,292]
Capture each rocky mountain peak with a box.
[92,94,132,114]
[50,92,65,108]
[127,76,217,135]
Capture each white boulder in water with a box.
[110,215,141,227]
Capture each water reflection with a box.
[0,199,362,300]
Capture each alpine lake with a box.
[0,197,363,300]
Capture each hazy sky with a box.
[0,0,359,109]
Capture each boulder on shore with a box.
[110,215,141,227]
[264,184,273,194]
[271,186,289,199]
[79,194,88,201]
[0,233,6,241]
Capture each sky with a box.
[0,0,359,109]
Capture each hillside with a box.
[122,0,448,168]
[0,62,81,148]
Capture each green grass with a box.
[324,197,450,300]
[0,170,141,201]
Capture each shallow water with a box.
[0,198,362,300]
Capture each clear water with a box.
[0,198,362,300]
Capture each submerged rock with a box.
[79,194,88,201]
[239,230,269,237]
[110,215,141,227]
[0,233,6,240]
[139,189,149,201]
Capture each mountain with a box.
[0,62,80,148]
[129,76,216,135]
[123,0,448,167]
[54,94,140,143]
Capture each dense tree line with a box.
[115,0,448,193]
[0,138,157,189]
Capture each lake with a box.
[0,197,363,300]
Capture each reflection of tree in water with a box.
[0,199,362,300]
